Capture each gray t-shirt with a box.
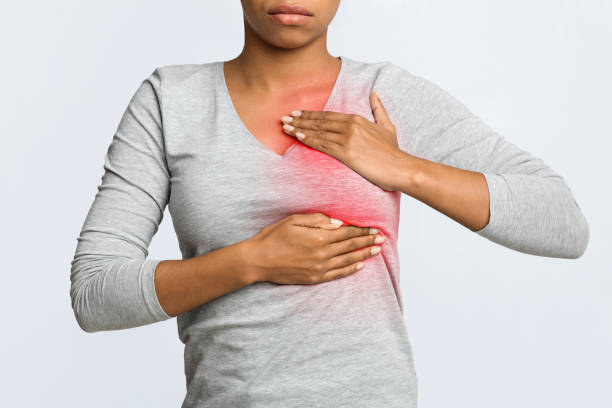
[70,55,589,407]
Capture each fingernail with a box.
[371,246,381,255]
[374,235,385,244]
[296,131,305,140]
[281,115,293,123]
[283,124,295,131]
[329,218,342,226]
[290,110,302,117]
[356,262,364,270]
[369,228,378,234]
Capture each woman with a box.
[70,1,590,407]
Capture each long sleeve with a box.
[70,68,172,333]
[378,63,589,259]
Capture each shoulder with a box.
[143,61,217,93]
[372,61,474,124]
[375,61,456,105]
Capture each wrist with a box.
[237,238,266,285]
[390,149,422,194]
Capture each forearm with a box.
[154,239,258,317]
[377,63,588,258]
[392,152,491,232]
[388,149,588,258]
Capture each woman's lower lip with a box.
[267,13,313,25]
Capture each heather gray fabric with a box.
[70,55,589,407]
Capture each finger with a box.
[322,244,381,281]
[319,261,364,283]
[325,244,380,273]
[281,123,344,150]
[289,110,356,123]
[281,115,346,134]
[370,90,395,133]
[326,232,384,256]
[289,212,343,229]
[324,224,379,243]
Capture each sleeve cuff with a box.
[474,172,506,240]
[143,258,172,321]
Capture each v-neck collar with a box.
[215,55,348,160]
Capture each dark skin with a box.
[154,0,490,317]
[154,0,384,317]
[280,105,491,230]
[223,0,343,157]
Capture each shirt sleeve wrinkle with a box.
[381,63,589,259]
[70,68,172,333]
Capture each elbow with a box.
[69,255,168,332]
[73,309,97,334]
[71,300,96,333]
[547,179,590,260]
[565,211,590,260]
[70,279,102,333]
[70,257,110,333]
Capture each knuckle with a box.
[354,250,366,262]
[347,122,360,134]
[313,248,327,261]
[345,228,359,240]
[312,262,325,274]
[314,233,326,244]
[346,237,361,251]
[358,225,369,234]
[341,239,355,252]
[326,257,338,270]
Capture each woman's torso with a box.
[161,55,417,407]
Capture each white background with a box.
[1,1,610,407]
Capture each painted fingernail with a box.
[356,262,364,270]
[296,131,305,140]
[369,228,378,234]
[290,110,302,117]
[374,235,385,244]
[371,246,381,255]
[283,124,295,131]
[329,218,343,225]
[281,115,293,123]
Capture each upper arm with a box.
[70,68,172,331]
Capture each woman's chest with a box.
[162,87,400,255]
[166,136,400,256]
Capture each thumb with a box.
[370,90,394,132]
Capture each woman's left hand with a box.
[281,91,409,191]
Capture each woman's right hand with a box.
[245,212,384,285]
